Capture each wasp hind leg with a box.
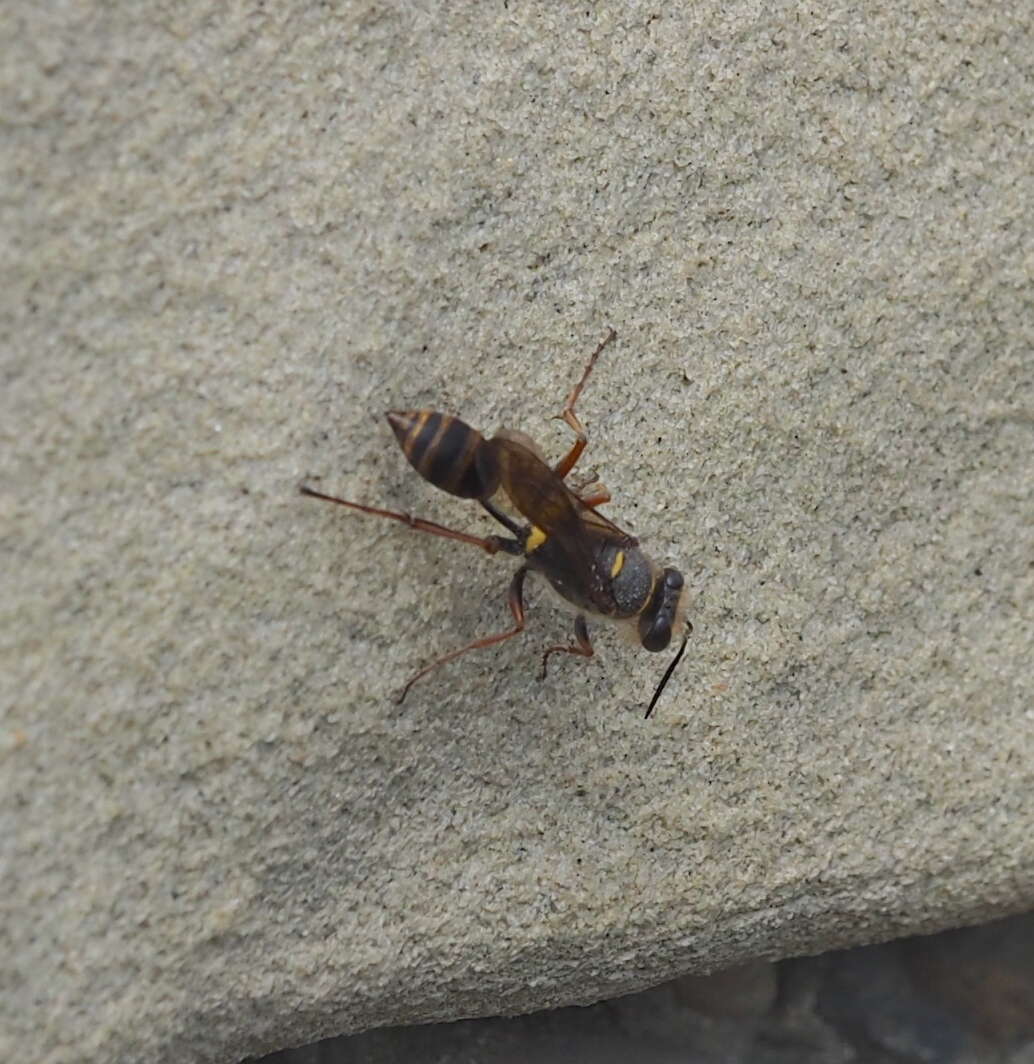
[397,566,529,704]
[300,485,522,556]
[552,328,616,480]
[539,614,594,680]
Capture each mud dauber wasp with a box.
[301,328,691,717]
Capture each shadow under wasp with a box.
[301,329,691,718]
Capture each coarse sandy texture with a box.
[2,2,1032,1062]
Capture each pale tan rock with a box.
[3,2,1032,1062]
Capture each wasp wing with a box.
[484,433,636,614]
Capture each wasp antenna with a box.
[644,626,691,719]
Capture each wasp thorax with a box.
[606,545,656,618]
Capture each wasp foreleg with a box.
[552,328,616,480]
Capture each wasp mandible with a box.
[301,329,691,717]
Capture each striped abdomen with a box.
[386,410,499,499]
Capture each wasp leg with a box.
[576,487,611,510]
[300,485,522,556]
[564,468,611,510]
[539,614,594,680]
[479,497,525,538]
[397,566,529,704]
[552,328,616,480]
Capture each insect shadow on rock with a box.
[301,328,691,718]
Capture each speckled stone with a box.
[3,2,1033,1062]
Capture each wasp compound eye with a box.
[639,613,672,652]
[638,567,684,651]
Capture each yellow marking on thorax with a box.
[526,525,547,552]
[610,550,625,578]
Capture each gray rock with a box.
[3,2,1032,1062]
